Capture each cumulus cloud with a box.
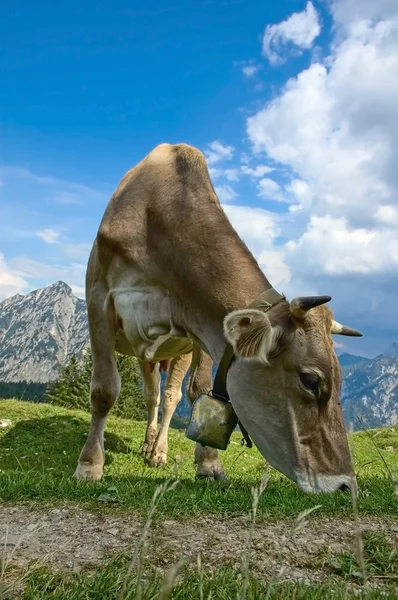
[256,178,287,202]
[8,256,86,290]
[330,0,398,28]
[222,204,282,256]
[36,228,61,244]
[215,184,238,203]
[204,141,235,166]
[242,64,259,77]
[286,215,398,276]
[209,167,240,182]
[262,1,321,64]
[237,0,398,353]
[247,1,398,274]
[241,164,273,178]
[0,253,29,300]
[257,250,291,287]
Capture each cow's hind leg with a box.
[74,282,121,481]
[148,353,192,467]
[187,345,226,481]
[139,361,161,459]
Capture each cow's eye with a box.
[299,372,320,396]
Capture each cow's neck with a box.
[174,259,272,366]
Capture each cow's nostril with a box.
[338,483,350,492]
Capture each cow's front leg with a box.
[148,353,192,467]
[74,282,121,482]
[139,361,161,458]
[188,344,226,481]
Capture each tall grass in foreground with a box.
[1,471,397,599]
[0,400,397,598]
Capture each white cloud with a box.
[241,164,273,178]
[375,205,398,226]
[330,0,398,28]
[234,0,398,353]
[8,256,86,293]
[242,64,259,77]
[262,1,321,65]
[0,253,29,300]
[36,228,61,244]
[209,167,240,182]
[247,2,398,257]
[215,184,238,203]
[70,284,85,298]
[285,215,398,276]
[257,250,291,287]
[256,177,287,202]
[221,204,281,257]
[204,141,235,166]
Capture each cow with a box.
[74,142,363,494]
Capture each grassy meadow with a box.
[0,398,397,599]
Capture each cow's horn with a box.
[331,320,363,337]
[290,295,332,319]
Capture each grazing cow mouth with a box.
[294,473,358,495]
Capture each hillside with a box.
[1,399,397,598]
[1,281,398,430]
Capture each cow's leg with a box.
[74,283,121,481]
[187,345,226,481]
[148,353,192,467]
[139,361,161,458]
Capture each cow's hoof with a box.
[74,461,103,481]
[195,467,227,481]
[141,441,155,458]
[147,450,167,468]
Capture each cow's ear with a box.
[223,309,281,363]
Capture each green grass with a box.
[331,531,398,580]
[1,399,398,599]
[2,556,397,600]
[0,399,397,520]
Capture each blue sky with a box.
[1,0,398,358]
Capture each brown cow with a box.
[75,142,362,493]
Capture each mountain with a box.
[339,352,398,430]
[0,281,397,431]
[0,281,88,383]
[384,342,398,358]
[337,352,369,367]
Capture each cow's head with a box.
[223,295,361,494]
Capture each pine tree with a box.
[47,346,147,420]
[114,353,146,420]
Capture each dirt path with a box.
[1,504,398,584]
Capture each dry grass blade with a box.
[263,503,322,600]
[197,551,204,600]
[347,420,368,587]
[158,556,191,600]
[237,471,270,600]
[117,478,179,600]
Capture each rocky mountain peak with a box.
[0,281,88,383]
[384,342,398,358]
